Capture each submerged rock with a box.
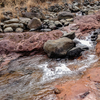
[4,18,19,24]
[43,37,75,58]
[67,47,83,59]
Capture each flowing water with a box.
[0,35,99,100]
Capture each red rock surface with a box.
[63,13,100,38]
[55,67,100,100]
[75,14,100,32]
[0,30,63,55]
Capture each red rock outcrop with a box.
[63,13,100,38]
[0,30,63,55]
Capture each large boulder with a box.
[58,11,74,20]
[43,37,75,58]
[28,17,42,30]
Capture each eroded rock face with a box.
[0,30,63,55]
[75,14,100,33]
[43,37,75,58]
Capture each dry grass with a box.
[0,0,97,21]
[0,0,67,21]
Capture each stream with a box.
[0,33,99,100]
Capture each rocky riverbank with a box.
[1,0,100,100]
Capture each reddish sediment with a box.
[55,66,100,100]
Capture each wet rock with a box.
[4,18,19,24]
[58,11,74,20]
[43,37,75,58]
[62,32,75,39]
[28,17,42,30]
[67,47,83,58]
[4,27,13,33]
[15,28,23,33]
[60,19,66,25]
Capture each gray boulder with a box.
[67,47,83,59]
[58,11,74,20]
[4,18,19,24]
[4,27,13,33]
[15,28,23,33]
[28,17,42,30]
[3,23,24,29]
[43,37,75,58]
